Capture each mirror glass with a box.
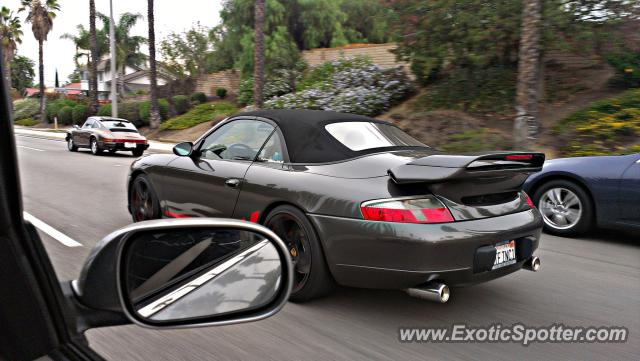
[173,142,193,156]
[121,228,283,324]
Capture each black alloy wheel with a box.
[130,175,160,222]
[265,205,333,302]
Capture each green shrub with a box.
[47,99,78,122]
[15,118,39,126]
[97,103,111,116]
[72,105,88,125]
[119,102,142,125]
[13,99,40,120]
[57,106,74,125]
[555,89,640,156]
[191,92,207,104]
[606,49,640,89]
[139,99,169,123]
[215,88,227,99]
[160,102,237,130]
[171,95,191,115]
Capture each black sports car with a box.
[127,110,545,302]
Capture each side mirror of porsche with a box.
[68,219,293,331]
[73,124,80,129]
[173,142,194,156]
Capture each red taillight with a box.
[523,192,535,208]
[505,154,533,161]
[360,197,454,224]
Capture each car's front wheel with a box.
[90,137,102,155]
[130,175,161,222]
[264,205,334,302]
[533,179,594,237]
[67,137,78,152]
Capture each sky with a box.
[5,0,223,87]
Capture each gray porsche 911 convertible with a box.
[127,110,544,302]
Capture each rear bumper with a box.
[308,209,542,289]
[99,141,149,151]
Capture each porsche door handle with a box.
[225,178,241,188]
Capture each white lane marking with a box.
[17,145,45,152]
[23,211,83,247]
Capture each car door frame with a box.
[160,116,279,218]
[616,153,640,228]
[1,53,105,360]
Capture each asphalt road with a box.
[16,134,640,361]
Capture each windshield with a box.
[102,120,139,133]
[325,122,427,151]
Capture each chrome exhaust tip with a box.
[406,282,450,303]
[523,256,541,272]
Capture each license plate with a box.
[124,142,136,149]
[492,240,516,270]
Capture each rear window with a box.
[325,122,426,151]
[103,120,138,133]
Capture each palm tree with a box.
[0,6,23,89]
[514,0,542,148]
[60,25,92,66]
[19,0,60,124]
[97,12,147,97]
[253,0,265,108]
[147,0,160,129]
[61,19,107,113]
[88,0,98,115]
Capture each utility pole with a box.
[109,0,118,117]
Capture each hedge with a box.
[58,106,74,125]
[190,92,207,104]
[72,105,88,125]
[139,99,169,123]
[172,95,191,115]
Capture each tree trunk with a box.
[89,0,99,115]
[514,0,542,149]
[118,64,125,98]
[2,52,11,90]
[38,40,47,124]
[253,0,265,108]
[147,0,161,129]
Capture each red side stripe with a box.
[164,210,191,218]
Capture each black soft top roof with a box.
[238,109,395,163]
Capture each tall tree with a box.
[88,0,98,115]
[20,0,60,124]
[514,0,543,148]
[0,6,23,89]
[147,0,161,129]
[253,0,265,108]
[10,55,35,94]
[97,12,147,96]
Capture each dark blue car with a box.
[523,153,640,236]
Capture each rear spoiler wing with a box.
[388,152,545,184]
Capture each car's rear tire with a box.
[533,179,594,237]
[67,137,78,152]
[90,137,102,155]
[132,148,144,157]
[264,205,334,302]
[130,174,161,222]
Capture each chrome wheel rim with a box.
[539,187,582,230]
[67,139,73,150]
[91,139,97,154]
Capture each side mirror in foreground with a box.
[72,219,293,329]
